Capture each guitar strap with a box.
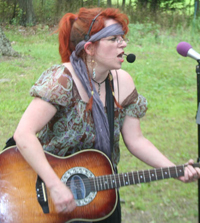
[105,72,114,164]
[3,136,16,149]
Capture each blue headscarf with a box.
[70,23,124,159]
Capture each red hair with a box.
[58,7,129,62]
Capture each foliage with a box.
[10,7,23,26]
[0,0,196,28]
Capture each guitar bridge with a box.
[36,176,49,214]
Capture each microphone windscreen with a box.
[126,54,136,63]
[177,42,192,57]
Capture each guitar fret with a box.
[112,175,117,188]
[123,173,129,186]
[94,178,97,191]
[100,176,103,190]
[138,171,145,183]
[133,172,139,184]
[156,169,162,180]
[97,176,101,191]
[106,175,110,189]
[109,175,113,188]
[102,176,104,190]
[168,167,171,178]
[97,177,100,191]
[92,163,186,192]
[106,175,111,189]
[149,169,156,181]
[137,171,140,184]
[143,170,146,183]
[163,168,169,179]
[175,166,178,177]
[117,174,121,188]
[131,171,135,185]
[112,175,116,188]
[155,169,158,180]
[103,175,108,190]
[91,178,96,192]
[161,168,164,179]
[120,174,125,186]
[127,172,131,185]
[177,165,185,177]
[148,169,151,182]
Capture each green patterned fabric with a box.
[30,64,147,168]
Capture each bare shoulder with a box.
[111,69,135,104]
[63,62,75,75]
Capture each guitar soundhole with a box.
[66,174,90,200]
[61,167,97,206]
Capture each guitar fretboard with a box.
[90,165,185,192]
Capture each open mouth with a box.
[117,52,124,58]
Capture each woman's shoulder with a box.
[43,63,72,76]
[30,63,74,107]
[111,69,135,104]
[37,64,73,87]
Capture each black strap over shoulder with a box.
[3,136,16,150]
[105,73,114,157]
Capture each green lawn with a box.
[0,23,200,222]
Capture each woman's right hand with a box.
[49,181,77,213]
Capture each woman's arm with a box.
[117,69,200,182]
[121,115,200,182]
[14,97,76,213]
[121,116,175,167]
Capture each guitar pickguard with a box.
[61,167,97,206]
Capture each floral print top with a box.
[30,64,147,168]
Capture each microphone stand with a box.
[196,60,200,223]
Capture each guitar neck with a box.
[91,163,199,192]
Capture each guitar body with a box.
[0,146,117,223]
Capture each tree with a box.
[136,0,186,12]
[122,0,126,9]
[195,0,200,18]
[107,0,112,7]
[0,26,20,57]
[17,0,36,26]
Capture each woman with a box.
[13,7,200,223]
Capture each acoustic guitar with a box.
[0,146,199,223]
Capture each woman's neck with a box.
[93,70,109,82]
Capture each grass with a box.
[0,23,200,222]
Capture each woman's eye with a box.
[109,37,117,42]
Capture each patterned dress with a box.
[30,64,147,169]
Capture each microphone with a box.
[176,42,200,61]
[124,53,136,63]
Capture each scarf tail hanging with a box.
[70,23,125,160]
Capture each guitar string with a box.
[66,165,185,186]
[64,165,185,191]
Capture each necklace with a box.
[92,75,108,96]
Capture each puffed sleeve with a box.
[29,65,73,108]
[121,88,148,118]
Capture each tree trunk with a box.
[122,0,126,9]
[150,0,161,13]
[136,0,148,10]
[0,26,20,57]
[17,0,36,26]
[107,0,112,7]
[56,0,63,15]
[196,0,200,17]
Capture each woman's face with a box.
[94,19,127,71]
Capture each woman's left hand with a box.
[179,159,200,183]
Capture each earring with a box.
[92,59,96,79]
